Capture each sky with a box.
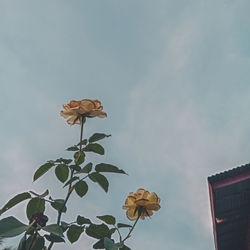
[1,0,250,249]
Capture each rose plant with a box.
[0,99,160,250]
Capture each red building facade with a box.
[208,164,250,250]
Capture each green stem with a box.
[28,232,37,250]
[115,226,122,243]
[122,216,140,242]
[48,116,86,250]
[79,115,86,152]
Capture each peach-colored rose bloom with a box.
[60,99,107,125]
[122,188,160,221]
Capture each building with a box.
[208,164,250,250]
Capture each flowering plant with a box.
[0,99,160,250]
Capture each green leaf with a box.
[51,199,66,213]
[33,162,54,182]
[109,228,116,235]
[104,237,115,250]
[77,216,92,225]
[29,189,49,198]
[63,176,79,188]
[93,238,104,249]
[54,158,73,164]
[70,165,81,171]
[30,235,45,250]
[61,221,70,232]
[42,224,64,238]
[97,215,116,225]
[117,223,132,228]
[55,164,69,183]
[0,216,28,237]
[67,225,84,243]
[84,143,104,155]
[104,237,123,250]
[0,192,31,215]
[66,146,79,151]
[77,139,87,146]
[61,158,73,164]
[89,172,109,192]
[74,151,85,165]
[85,224,111,239]
[17,234,26,250]
[119,245,131,250]
[26,198,45,220]
[44,233,65,242]
[89,133,111,143]
[75,180,88,197]
[95,164,127,175]
[79,162,93,173]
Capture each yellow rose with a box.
[60,99,107,125]
[122,188,160,221]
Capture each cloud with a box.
[114,6,250,248]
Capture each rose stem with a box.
[28,231,37,250]
[48,116,86,250]
[122,215,140,243]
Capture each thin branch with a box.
[122,216,140,242]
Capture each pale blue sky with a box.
[1,0,250,249]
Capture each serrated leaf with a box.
[85,224,111,239]
[75,181,88,198]
[117,223,132,228]
[51,199,66,213]
[55,164,69,183]
[74,151,85,165]
[89,133,111,143]
[66,146,79,151]
[77,216,92,225]
[42,224,64,237]
[0,216,28,237]
[63,176,79,188]
[67,225,84,243]
[33,163,54,181]
[95,164,127,175]
[26,198,45,220]
[0,192,31,215]
[29,189,49,198]
[84,143,104,155]
[89,172,109,192]
[97,215,116,225]
[79,162,93,173]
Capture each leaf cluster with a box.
[0,132,131,250]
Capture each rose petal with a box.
[146,209,153,216]
[135,198,149,206]
[89,110,107,118]
[67,115,80,125]
[135,189,149,200]
[125,195,136,206]
[68,100,81,108]
[80,99,96,112]
[145,202,161,211]
[147,192,160,202]
[126,208,138,221]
